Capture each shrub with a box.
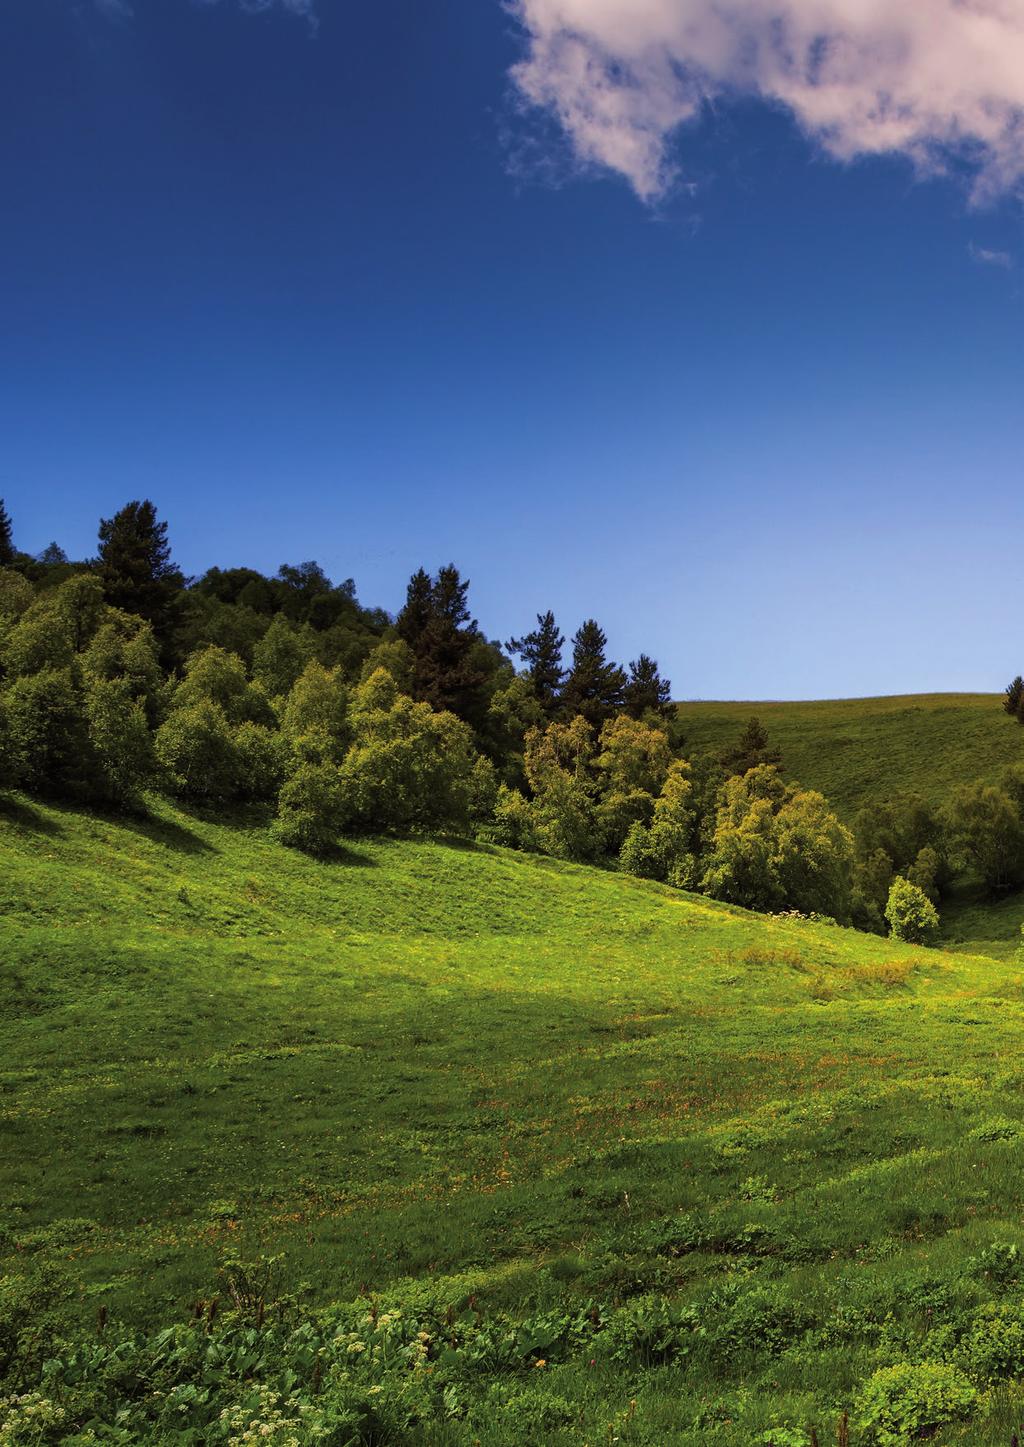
[884,876,939,944]
[619,820,665,880]
[281,661,349,760]
[337,670,477,834]
[854,1361,976,1445]
[956,1302,1024,1382]
[274,760,347,855]
[944,780,1024,892]
[233,722,289,801]
[85,675,156,809]
[489,784,537,850]
[173,645,272,726]
[700,767,855,921]
[155,700,242,801]
[4,668,93,799]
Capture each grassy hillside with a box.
[6,797,1024,1440]
[677,693,1022,818]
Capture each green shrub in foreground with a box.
[854,1361,976,1444]
[884,875,939,945]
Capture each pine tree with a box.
[624,653,672,719]
[395,564,489,723]
[507,610,565,713]
[1004,676,1024,718]
[395,568,434,651]
[560,619,626,728]
[0,499,15,567]
[97,499,184,649]
[720,716,782,776]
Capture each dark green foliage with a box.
[97,499,184,650]
[155,700,242,801]
[1005,676,1024,718]
[945,779,1024,893]
[0,498,14,568]
[4,667,94,799]
[720,715,782,776]
[396,564,492,725]
[275,759,347,853]
[85,675,157,809]
[560,619,626,727]
[624,653,672,719]
[507,610,565,713]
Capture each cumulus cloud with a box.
[509,0,1024,203]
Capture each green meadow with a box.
[6,780,1024,1442]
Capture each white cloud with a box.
[969,241,1013,267]
[510,0,1024,202]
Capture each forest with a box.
[3,496,1024,950]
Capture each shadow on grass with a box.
[308,841,378,868]
[0,794,63,837]
[115,810,217,857]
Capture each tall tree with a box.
[720,716,782,777]
[395,564,489,723]
[560,619,626,728]
[624,653,672,719]
[507,610,565,713]
[0,499,15,567]
[1004,676,1024,719]
[97,499,184,649]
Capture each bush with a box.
[233,722,289,801]
[956,1302,1024,1382]
[281,661,349,761]
[173,645,273,728]
[854,1361,976,1444]
[884,876,939,944]
[488,784,537,850]
[85,676,156,809]
[4,668,93,799]
[274,760,347,855]
[337,671,477,834]
[619,820,665,880]
[155,700,242,801]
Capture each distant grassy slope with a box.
[677,693,1022,817]
[7,795,1024,1439]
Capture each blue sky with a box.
[2,0,1022,698]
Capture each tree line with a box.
[1,496,1020,942]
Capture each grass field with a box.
[7,794,1024,1441]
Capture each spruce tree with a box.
[624,653,672,719]
[97,499,184,649]
[720,716,782,776]
[0,499,15,567]
[395,568,434,651]
[1004,676,1024,718]
[395,564,489,723]
[507,610,565,713]
[560,619,626,727]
